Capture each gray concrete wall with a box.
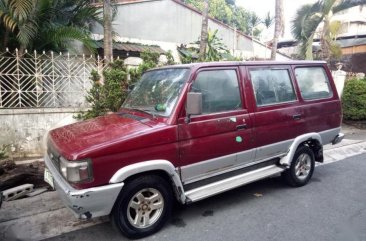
[0,108,80,158]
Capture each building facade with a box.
[91,0,289,61]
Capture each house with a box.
[91,0,290,62]
[277,5,366,73]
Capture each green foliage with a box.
[179,29,231,62]
[165,50,176,65]
[329,43,342,60]
[0,0,102,52]
[180,54,196,64]
[76,60,128,120]
[342,78,366,121]
[184,0,260,36]
[206,29,230,61]
[209,0,233,24]
[78,51,177,120]
[129,50,160,83]
[0,145,8,160]
[103,61,129,112]
[0,145,10,160]
[263,12,274,29]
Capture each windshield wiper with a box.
[126,108,156,119]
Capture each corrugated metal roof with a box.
[337,37,366,48]
[96,41,166,54]
[177,48,199,59]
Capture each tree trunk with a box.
[3,29,10,51]
[271,0,284,60]
[103,0,113,64]
[199,0,209,61]
[320,16,331,62]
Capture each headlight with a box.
[59,157,93,183]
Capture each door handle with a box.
[236,124,247,130]
[292,114,302,120]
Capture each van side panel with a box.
[291,64,342,137]
[245,65,305,162]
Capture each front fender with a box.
[109,160,186,203]
[280,133,322,166]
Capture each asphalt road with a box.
[45,154,366,241]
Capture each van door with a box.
[247,66,303,162]
[178,68,254,184]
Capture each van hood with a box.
[48,113,165,160]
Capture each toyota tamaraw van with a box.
[44,61,344,238]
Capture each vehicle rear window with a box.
[295,67,333,100]
[249,68,296,106]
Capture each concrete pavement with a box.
[0,124,365,241]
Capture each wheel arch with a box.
[109,160,186,204]
[280,133,322,166]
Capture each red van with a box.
[44,61,343,238]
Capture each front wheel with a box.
[111,175,173,239]
[282,145,315,187]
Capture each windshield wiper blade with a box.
[127,108,155,118]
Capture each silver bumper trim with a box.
[44,155,124,219]
[332,133,344,145]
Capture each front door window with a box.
[191,69,242,114]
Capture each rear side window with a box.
[191,69,242,114]
[295,67,333,100]
[249,68,296,106]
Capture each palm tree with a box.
[0,0,102,53]
[292,0,366,61]
[249,13,262,38]
[263,12,273,59]
[263,12,274,30]
[199,0,209,61]
[271,0,284,60]
[103,0,113,63]
[0,0,36,50]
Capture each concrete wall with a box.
[0,108,80,158]
[93,0,289,60]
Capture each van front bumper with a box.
[44,155,124,219]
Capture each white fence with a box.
[0,50,107,109]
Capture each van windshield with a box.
[122,68,190,117]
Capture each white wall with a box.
[93,0,289,60]
[0,108,81,158]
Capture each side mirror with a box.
[186,92,202,116]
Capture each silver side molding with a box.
[185,165,285,203]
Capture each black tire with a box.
[111,175,173,239]
[282,145,315,187]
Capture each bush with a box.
[129,50,160,83]
[78,51,174,120]
[342,78,366,121]
[76,60,128,120]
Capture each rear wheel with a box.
[111,175,172,239]
[282,145,315,187]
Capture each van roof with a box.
[153,60,327,70]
